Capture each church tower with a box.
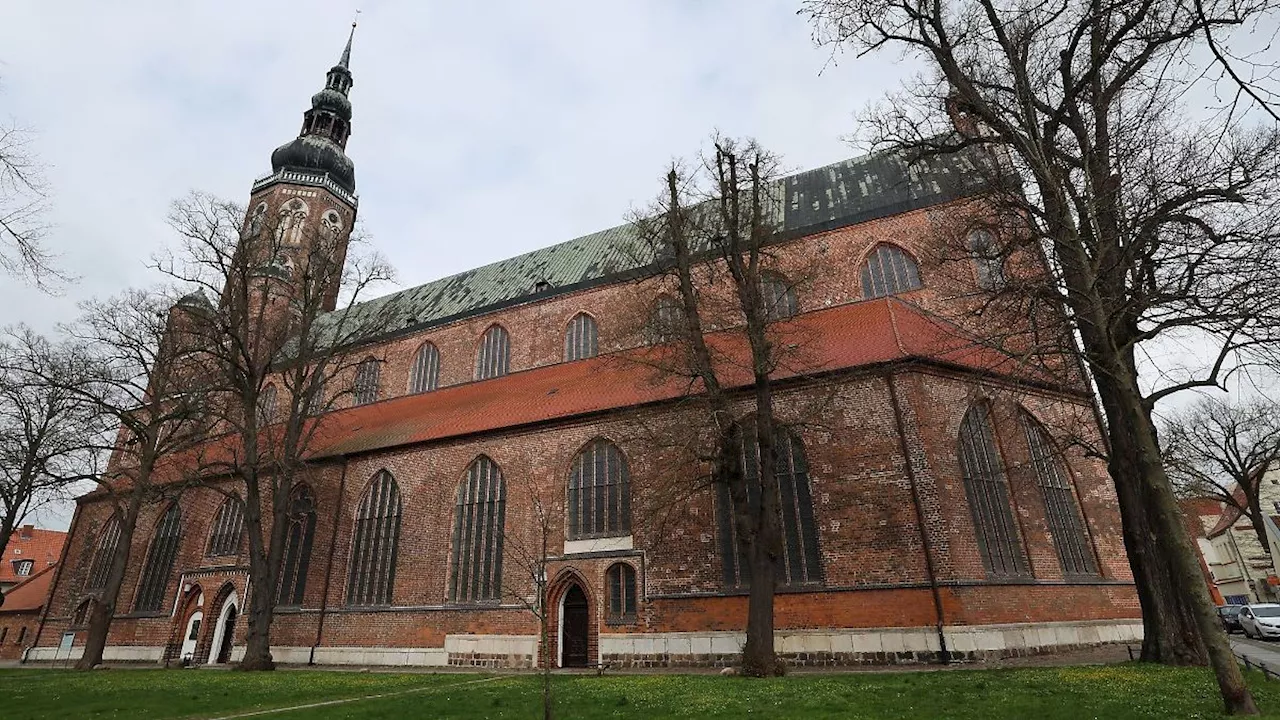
[243,22,360,312]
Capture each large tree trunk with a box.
[1094,361,1256,714]
[239,573,275,671]
[77,491,143,670]
[238,487,277,671]
[1248,494,1272,559]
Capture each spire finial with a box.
[339,11,359,69]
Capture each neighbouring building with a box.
[1180,497,1226,605]
[1,525,66,595]
[0,565,58,661]
[28,28,1141,669]
[1207,474,1280,605]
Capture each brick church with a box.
[26,29,1140,668]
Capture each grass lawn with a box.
[4,663,1280,719]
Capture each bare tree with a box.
[51,288,213,669]
[625,137,824,677]
[0,327,104,608]
[0,117,61,288]
[1164,396,1280,554]
[802,0,1280,711]
[500,491,558,720]
[155,192,396,671]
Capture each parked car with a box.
[1239,604,1280,639]
[1219,604,1245,633]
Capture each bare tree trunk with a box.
[1249,494,1272,557]
[77,491,142,670]
[1095,359,1256,713]
[238,482,277,671]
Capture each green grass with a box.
[4,664,1280,719]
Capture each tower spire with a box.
[339,13,358,69]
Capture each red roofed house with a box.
[0,565,58,661]
[28,34,1139,669]
[1206,478,1280,605]
[1,525,65,595]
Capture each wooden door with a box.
[562,585,589,668]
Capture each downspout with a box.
[28,497,86,662]
[886,372,950,663]
[311,457,349,665]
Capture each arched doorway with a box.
[207,590,238,666]
[179,611,203,662]
[559,584,589,668]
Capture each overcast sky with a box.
[0,1,909,331]
[1,1,912,528]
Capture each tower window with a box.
[257,383,278,425]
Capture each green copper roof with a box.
[331,146,986,341]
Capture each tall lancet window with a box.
[1021,412,1097,576]
[134,504,182,612]
[475,325,510,380]
[957,404,1028,577]
[450,456,507,603]
[85,515,121,592]
[346,471,401,606]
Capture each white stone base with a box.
[23,620,1142,668]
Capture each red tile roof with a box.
[0,563,57,614]
[309,297,1061,460]
[0,526,66,586]
[1207,487,1250,538]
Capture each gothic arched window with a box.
[958,404,1028,577]
[353,357,380,406]
[564,313,599,362]
[568,439,630,539]
[758,271,798,320]
[257,383,278,425]
[409,342,441,394]
[206,496,245,557]
[716,423,823,587]
[968,229,1006,291]
[607,563,638,622]
[277,485,317,606]
[134,504,182,612]
[85,515,121,592]
[346,471,401,606]
[475,325,510,380]
[277,199,310,246]
[861,244,923,299]
[450,456,506,603]
[1020,411,1097,576]
[648,295,683,343]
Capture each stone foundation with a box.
[24,620,1140,669]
